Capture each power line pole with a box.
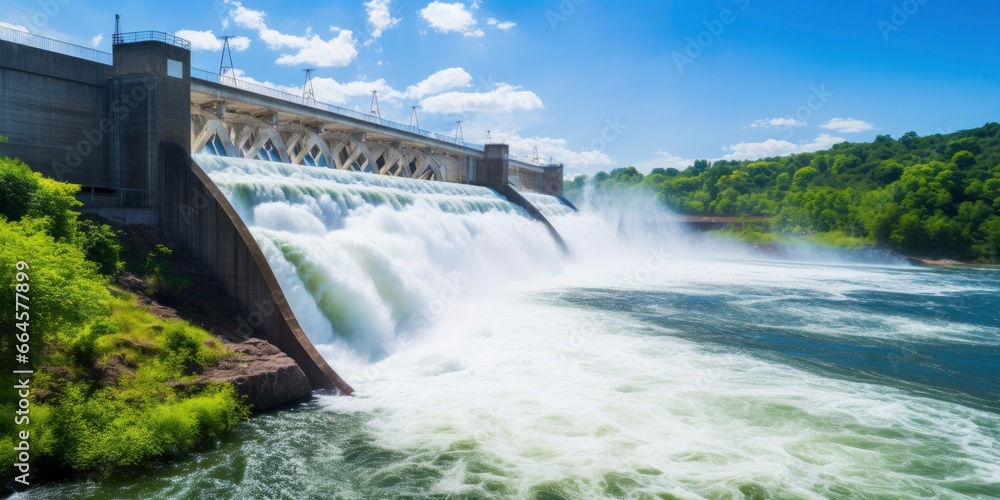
[302,68,316,100]
[370,90,381,119]
[409,106,420,129]
[219,36,236,76]
[455,120,464,142]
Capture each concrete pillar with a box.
[106,37,191,224]
[542,165,564,197]
[476,143,509,192]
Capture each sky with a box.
[2,0,999,176]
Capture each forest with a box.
[565,123,1000,261]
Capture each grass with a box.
[3,292,248,479]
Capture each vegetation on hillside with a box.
[566,123,1000,261]
[0,153,248,485]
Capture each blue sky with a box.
[3,0,999,176]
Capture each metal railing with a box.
[112,31,191,50]
[190,67,486,151]
[0,25,112,65]
[509,155,564,168]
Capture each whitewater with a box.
[32,155,1000,498]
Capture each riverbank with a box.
[2,221,313,493]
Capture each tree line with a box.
[565,123,1000,261]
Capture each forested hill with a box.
[565,123,1000,262]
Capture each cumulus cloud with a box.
[749,117,806,129]
[420,84,543,114]
[633,150,699,172]
[495,131,613,168]
[420,1,484,37]
[175,29,250,51]
[403,67,472,99]
[364,0,401,46]
[486,17,515,32]
[225,0,358,67]
[90,34,103,48]
[819,117,874,133]
[721,134,845,161]
[0,22,29,32]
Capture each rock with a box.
[203,338,312,412]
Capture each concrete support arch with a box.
[278,124,333,168]
[324,133,378,173]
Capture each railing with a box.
[509,155,564,168]
[190,67,486,151]
[0,25,112,65]
[112,31,191,50]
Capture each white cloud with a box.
[819,117,874,133]
[364,0,401,46]
[749,117,806,129]
[721,134,845,161]
[0,22,29,32]
[634,150,698,172]
[175,29,250,51]
[486,17,516,32]
[226,0,358,67]
[221,68,395,107]
[403,67,472,99]
[420,84,543,114]
[90,34,103,48]
[420,1,483,37]
[496,131,613,168]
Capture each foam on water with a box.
[91,156,996,498]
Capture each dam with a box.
[0,26,572,394]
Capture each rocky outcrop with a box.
[203,338,312,412]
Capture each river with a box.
[28,157,1000,498]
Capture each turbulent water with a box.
[29,157,1000,498]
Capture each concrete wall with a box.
[105,41,191,225]
[160,142,353,394]
[0,40,111,186]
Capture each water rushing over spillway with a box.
[195,154,567,362]
[37,156,1000,497]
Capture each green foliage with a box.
[77,219,124,276]
[0,156,246,482]
[567,123,1000,261]
[0,156,39,221]
[52,382,246,472]
[143,244,189,295]
[0,219,110,367]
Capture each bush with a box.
[143,244,189,295]
[77,219,124,276]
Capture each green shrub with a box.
[77,219,124,276]
[143,244,189,295]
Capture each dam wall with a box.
[0,36,111,186]
[160,142,353,394]
[0,28,570,391]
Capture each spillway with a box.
[195,154,568,368]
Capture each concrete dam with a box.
[0,27,574,394]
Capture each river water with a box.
[28,157,1000,498]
